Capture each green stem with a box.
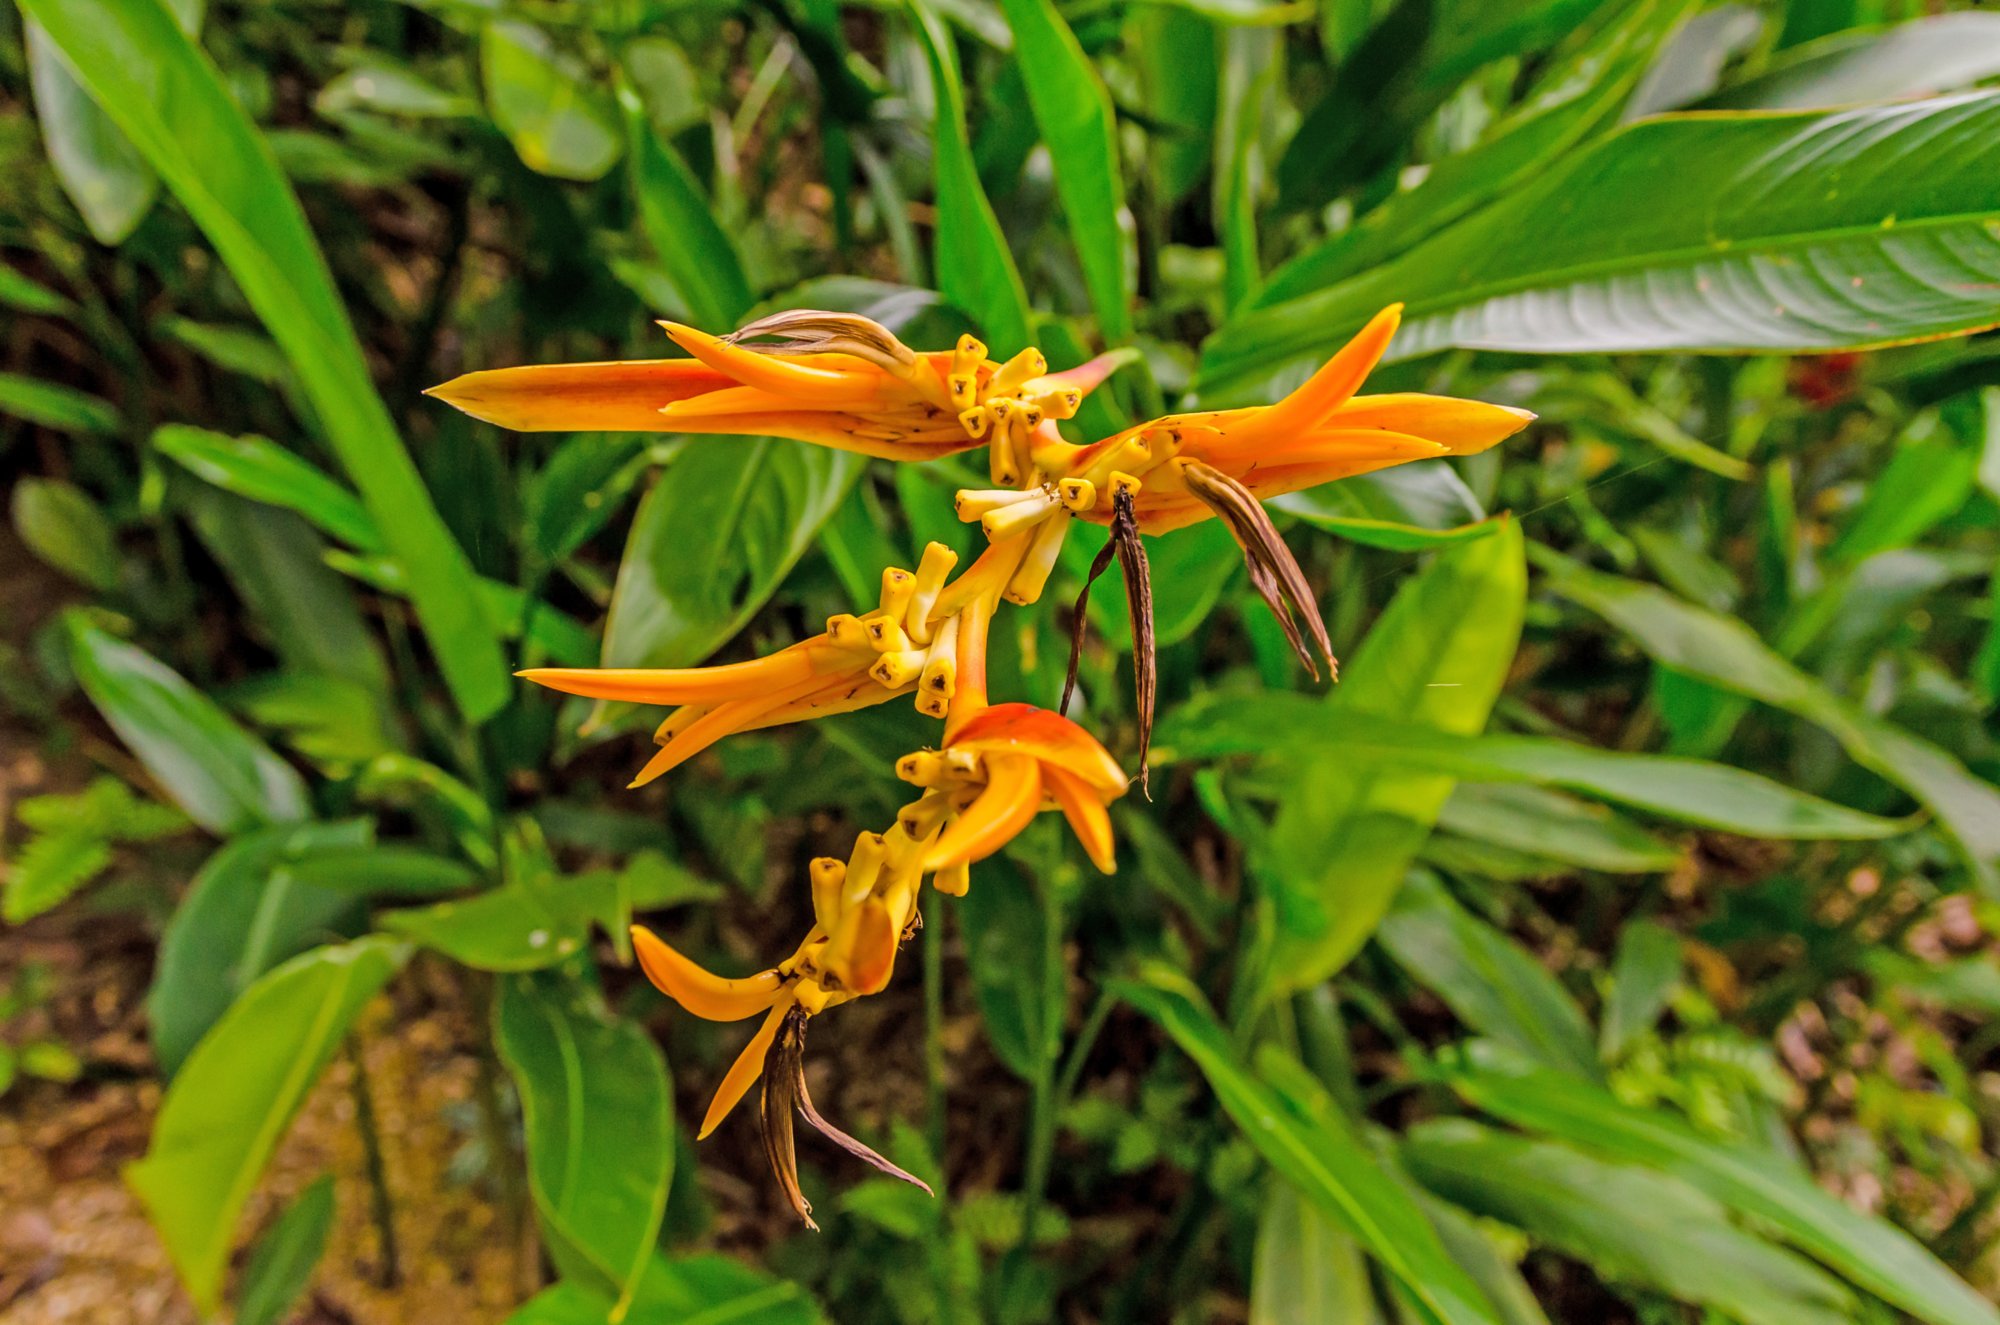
[346,1035,402,1289]
[923,902,953,1322]
[1012,880,1069,1262]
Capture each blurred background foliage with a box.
[3,0,2000,1321]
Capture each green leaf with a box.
[482,21,623,182]
[185,489,390,693]
[1705,13,2000,111]
[25,17,158,244]
[379,885,587,971]
[1157,699,1908,840]
[1435,783,1680,874]
[281,846,478,898]
[1377,874,1601,1080]
[495,972,672,1315]
[0,370,120,434]
[996,0,1131,339]
[155,425,383,553]
[11,478,118,591]
[127,935,408,1313]
[602,442,863,669]
[65,615,311,834]
[317,62,477,119]
[621,86,752,328]
[1827,422,1978,563]
[0,263,78,317]
[1444,1048,2000,1325]
[1405,1121,1858,1325]
[1274,494,1501,551]
[960,859,1056,1079]
[1599,920,1682,1059]
[1535,548,2000,893]
[1251,1182,1386,1324]
[148,821,372,1077]
[22,0,510,722]
[1205,92,2000,392]
[909,0,1034,353]
[158,317,293,388]
[2,831,113,924]
[235,1174,335,1325]
[507,1253,818,1325]
[1260,521,1526,992]
[1119,966,1502,1325]
[1256,0,1696,307]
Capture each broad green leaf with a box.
[25,17,158,244]
[1205,93,2000,392]
[1705,13,2000,111]
[996,0,1131,339]
[1251,1182,1385,1324]
[381,882,603,972]
[1435,783,1680,874]
[1119,967,1502,1325]
[1261,521,1526,992]
[1536,549,2000,892]
[0,371,120,434]
[22,0,509,722]
[185,489,390,693]
[65,615,311,834]
[1156,698,1908,840]
[12,477,118,590]
[507,1253,818,1325]
[909,0,1034,353]
[1256,0,1696,307]
[1377,874,1601,1080]
[127,936,408,1313]
[482,21,623,181]
[602,442,863,669]
[156,425,382,553]
[235,1174,335,1325]
[1444,1048,2000,1325]
[1405,1121,1857,1325]
[495,973,672,1316]
[621,85,752,328]
[149,821,372,1077]
[960,858,1057,1079]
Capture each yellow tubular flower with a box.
[427,309,1130,463]
[454,299,1533,1229]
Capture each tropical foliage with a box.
[3,0,1999,1321]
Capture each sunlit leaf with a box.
[128,936,408,1313]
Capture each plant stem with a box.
[923,901,954,1323]
[1013,878,1069,1263]
[346,1035,402,1289]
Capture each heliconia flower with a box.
[897,702,1129,875]
[426,309,1128,465]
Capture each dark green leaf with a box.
[236,1174,335,1325]
[1120,966,1503,1325]
[1207,93,2000,392]
[602,442,862,669]
[1435,783,1680,874]
[1377,874,1601,1080]
[155,425,383,553]
[1444,1048,2000,1325]
[622,86,752,328]
[0,371,120,434]
[495,972,672,1313]
[1405,1121,1858,1325]
[65,615,311,834]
